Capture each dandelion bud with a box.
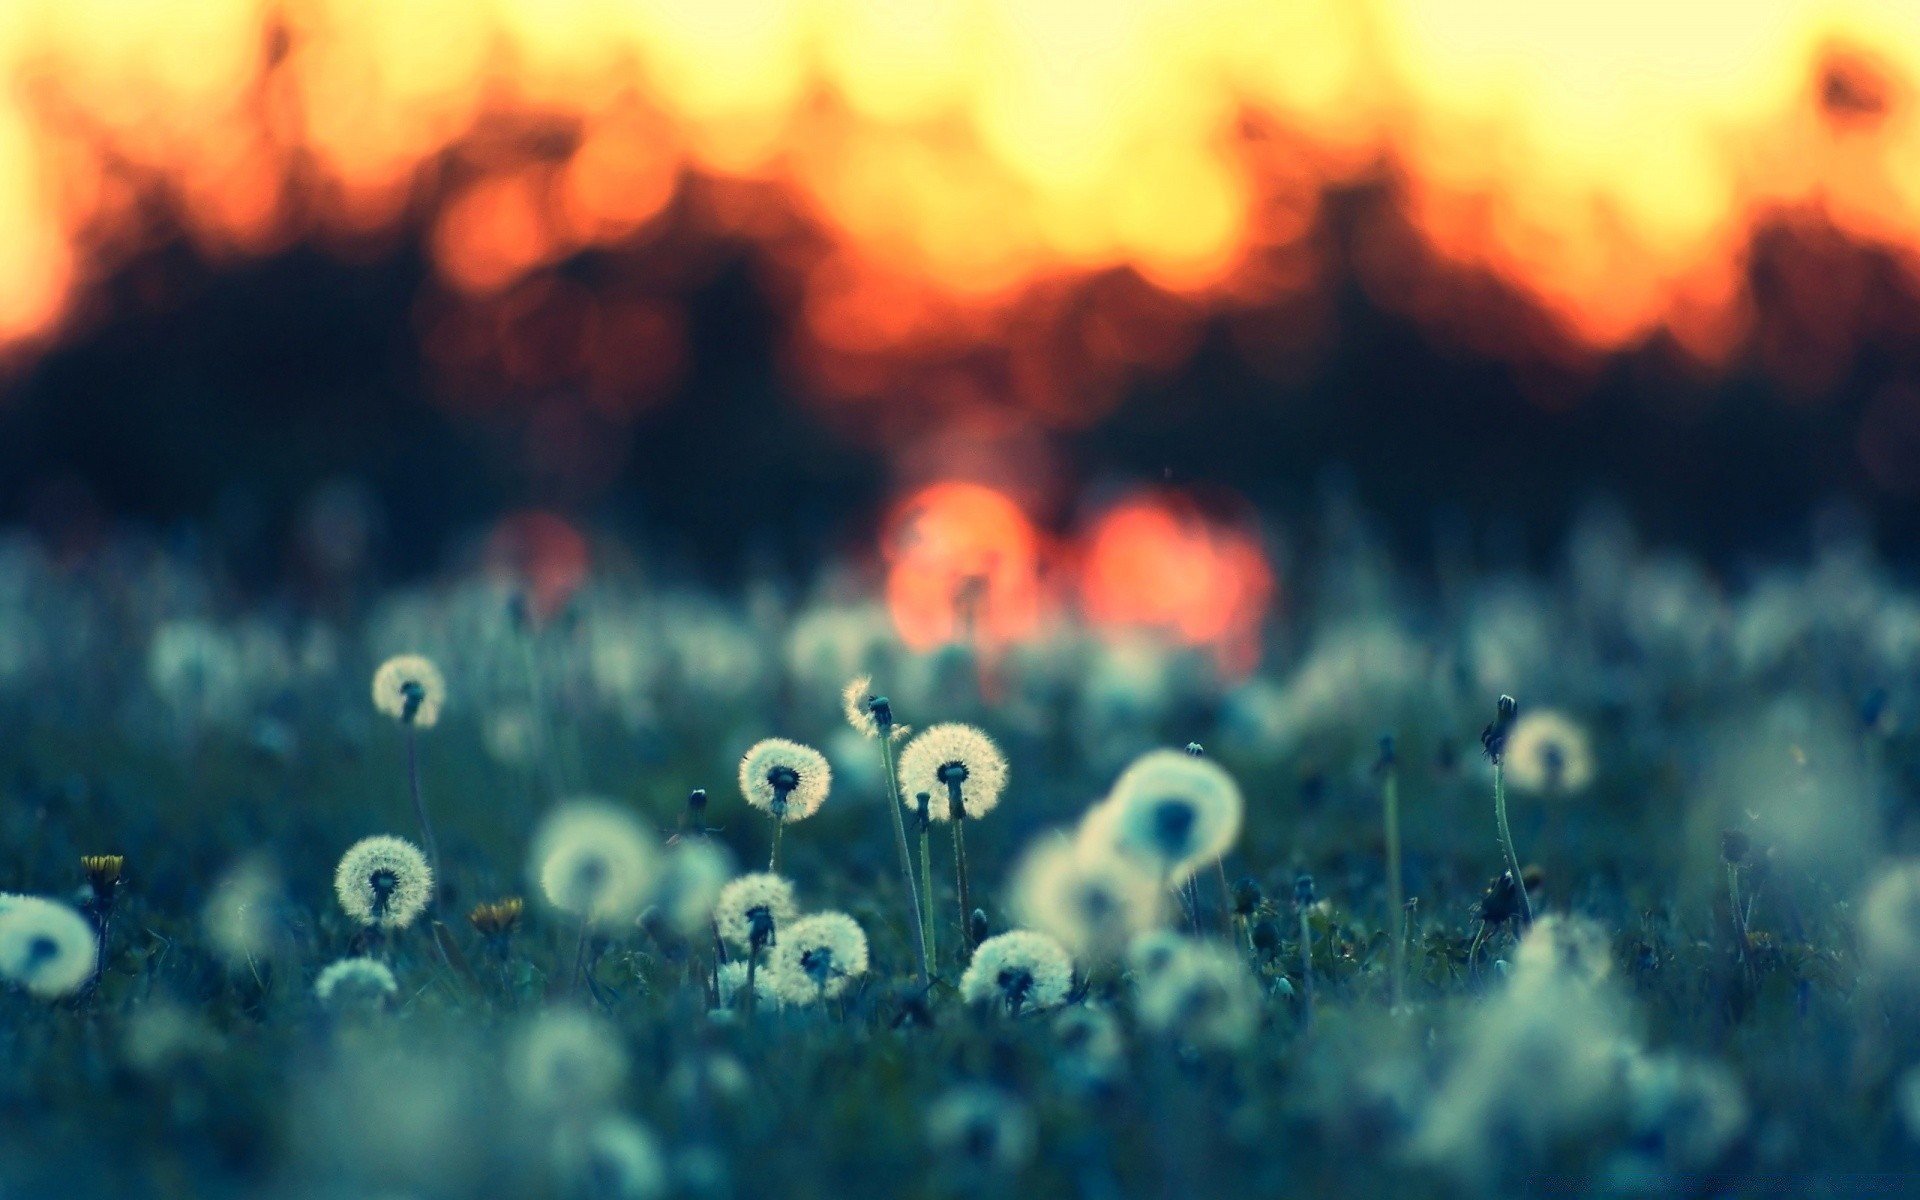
[1231,877,1262,917]
[969,908,989,948]
[1294,872,1316,909]
[1184,742,1204,757]
[1482,694,1518,762]
[688,788,708,815]
[82,854,123,902]
[1720,830,1751,867]
[1251,919,1281,959]
[1478,872,1521,926]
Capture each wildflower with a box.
[468,896,524,941]
[766,911,870,1004]
[313,957,398,1010]
[1009,837,1162,960]
[847,676,931,984]
[333,835,434,930]
[1136,940,1259,1051]
[896,724,1008,821]
[959,930,1073,1015]
[1481,694,1517,762]
[371,653,447,727]
[554,1114,666,1200]
[925,1085,1036,1174]
[532,800,660,927]
[713,873,798,952]
[1502,710,1596,794]
[512,1008,628,1114]
[1483,695,1533,926]
[81,854,123,898]
[0,897,97,998]
[652,840,734,937]
[737,738,832,823]
[1091,748,1244,883]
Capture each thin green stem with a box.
[769,815,784,873]
[919,817,937,971]
[405,727,441,896]
[878,732,929,986]
[1493,760,1532,926]
[950,782,973,952]
[1298,908,1315,1031]
[1213,859,1234,941]
[1384,760,1405,1008]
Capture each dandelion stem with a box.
[769,817,784,873]
[404,727,441,900]
[1492,759,1532,927]
[918,798,938,971]
[1383,750,1405,1009]
[569,921,590,997]
[1213,859,1234,942]
[1298,907,1315,1032]
[877,729,930,986]
[950,781,973,952]
[517,624,564,802]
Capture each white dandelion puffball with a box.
[0,897,97,998]
[897,723,1009,821]
[713,873,798,951]
[557,1115,667,1200]
[737,738,832,823]
[313,957,399,1009]
[333,835,434,930]
[715,961,755,1009]
[1502,710,1596,794]
[533,800,661,926]
[1510,914,1614,995]
[512,1008,629,1114]
[1095,748,1243,881]
[1135,940,1258,1051]
[1009,837,1163,960]
[203,855,287,966]
[840,674,888,739]
[1125,930,1192,982]
[925,1085,1037,1173]
[766,911,870,1004]
[1861,860,1920,980]
[653,840,734,936]
[371,653,447,728]
[959,930,1074,1014]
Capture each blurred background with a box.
[0,0,1916,626]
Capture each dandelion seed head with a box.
[925,1085,1036,1173]
[737,738,832,823]
[533,800,661,926]
[333,835,433,930]
[1625,1052,1748,1171]
[840,674,883,739]
[512,1008,628,1114]
[371,653,447,728]
[555,1114,666,1200]
[713,872,797,951]
[1135,940,1258,1051]
[959,930,1073,1014]
[766,911,869,1004]
[1502,710,1596,794]
[1094,749,1243,882]
[203,855,287,966]
[313,956,398,1010]
[1509,914,1614,994]
[653,840,734,936]
[898,723,1008,821]
[1125,929,1192,982]
[0,896,96,998]
[1052,1006,1125,1084]
[1010,837,1162,960]
[1861,859,1920,981]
